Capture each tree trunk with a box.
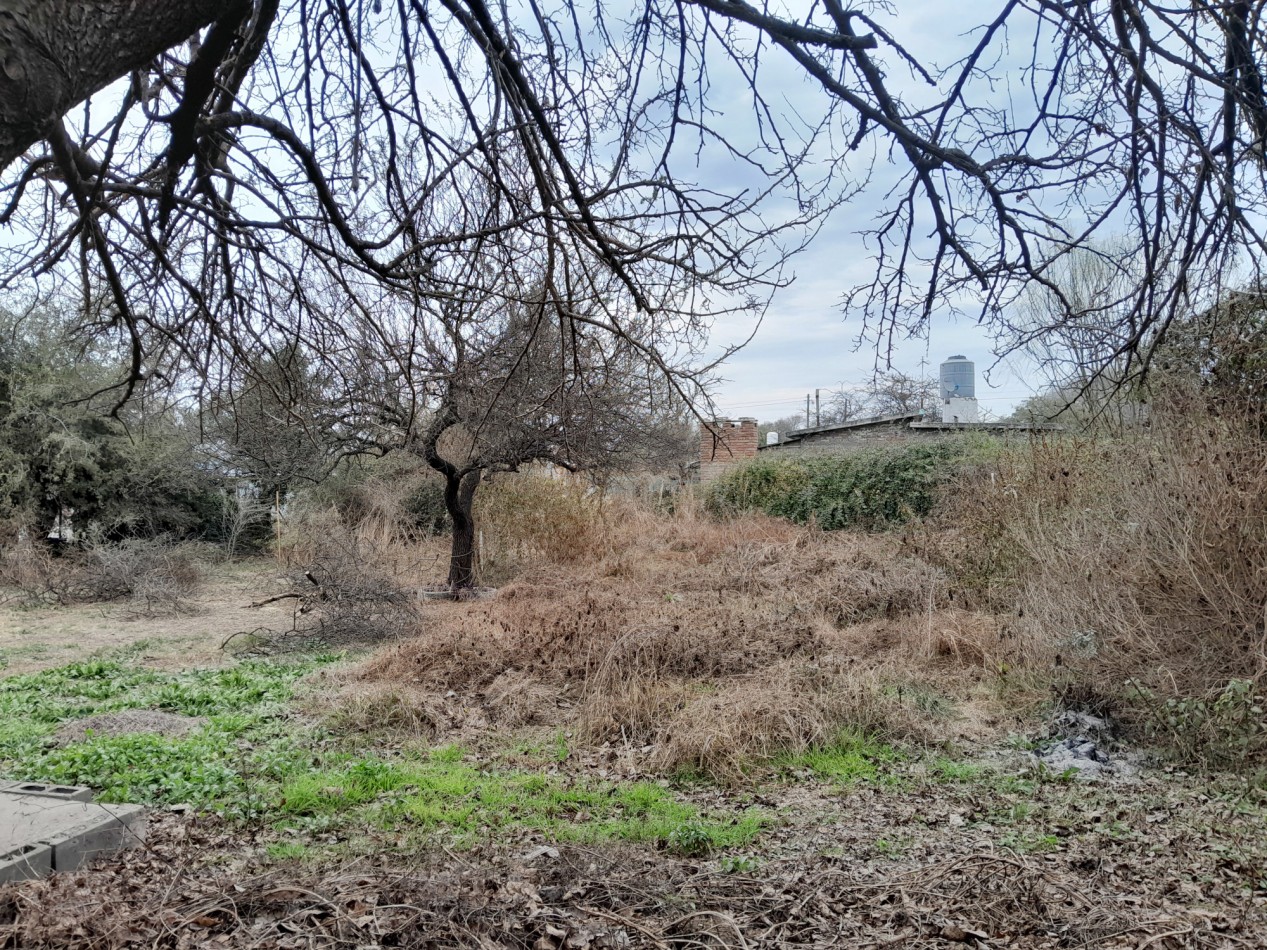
[444,469,482,589]
[0,0,228,171]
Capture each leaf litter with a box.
[2,759,1263,949]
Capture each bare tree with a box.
[821,388,868,426]
[410,285,690,588]
[3,1,1267,404]
[1014,245,1153,430]
[863,372,937,417]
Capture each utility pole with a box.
[815,388,821,427]
[805,394,811,428]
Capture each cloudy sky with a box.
[693,1,1049,422]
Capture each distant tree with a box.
[760,375,932,441]
[1014,245,1150,430]
[758,414,807,445]
[206,343,336,503]
[821,389,868,426]
[863,372,937,417]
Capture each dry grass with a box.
[277,504,447,591]
[476,475,610,582]
[0,559,299,675]
[927,401,1267,697]
[316,683,448,740]
[321,427,1267,770]
[343,481,1003,777]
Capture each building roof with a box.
[767,412,925,446]
[760,411,1058,449]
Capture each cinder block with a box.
[0,841,53,883]
[0,797,147,877]
[0,780,94,802]
[48,803,147,871]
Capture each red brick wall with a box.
[699,418,758,482]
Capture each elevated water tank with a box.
[940,355,975,399]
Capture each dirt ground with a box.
[2,759,1263,949]
[0,560,303,675]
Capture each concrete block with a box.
[0,796,147,875]
[0,781,94,803]
[0,841,53,883]
[49,803,146,871]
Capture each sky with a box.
[691,0,1048,422]
[705,220,1042,424]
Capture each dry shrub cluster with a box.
[0,515,46,600]
[268,512,422,647]
[931,400,1267,694]
[0,525,203,615]
[279,485,448,590]
[351,493,1003,779]
[474,474,609,583]
[909,392,1267,763]
[328,404,1267,771]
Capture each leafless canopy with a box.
[1,0,1267,397]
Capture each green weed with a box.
[872,836,912,857]
[719,855,760,873]
[266,841,313,861]
[0,657,769,854]
[928,758,987,783]
[777,730,902,785]
[1000,830,1062,853]
[0,656,326,815]
[361,761,766,851]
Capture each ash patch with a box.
[1033,710,1138,779]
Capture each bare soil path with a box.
[0,560,299,675]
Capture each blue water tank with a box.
[940,355,975,399]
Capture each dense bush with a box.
[0,307,229,542]
[706,440,997,530]
[476,474,606,582]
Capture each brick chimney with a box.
[698,417,758,482]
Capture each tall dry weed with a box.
[351,500,976,777]
[278,500,446,589]
[474,474,609,582]
[1013,414,1267,690]
[927,398,1267,705]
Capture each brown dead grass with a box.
[924,400,1267,697]
[54,709,206,745]
[344,487,1012,778]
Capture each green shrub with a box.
[1130,678,1266,769]
[707,440,996,530]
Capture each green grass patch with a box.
[281,755,766,854]
[777,730,902,785]
[1000,830,1062,853]
[0,656,768,854]
[927,757,989,784]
